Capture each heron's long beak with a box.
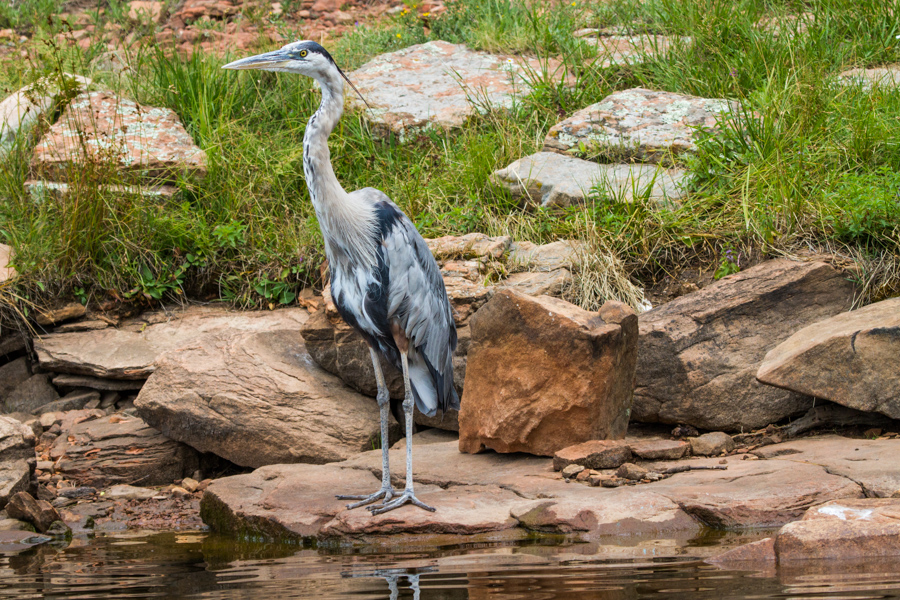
[222,49,291,71]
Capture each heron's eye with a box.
[299,50,308,58]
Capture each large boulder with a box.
[48,412,199,488]
[633,259,857,431]
[34,305,307,379]
[757,297,900,419]
[490,152,686,208]
[543,88,739,164]
[346,41,569,139]
[458,291,637,456]
[134,328,384,468]
[0,416,36,509]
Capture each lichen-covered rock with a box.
[757,297,900,419]
[347,41,570,139]
[577,32,691,67]
[491,152,686,208]
[31,91,207,184]
[459,291,637,456]
[0,73,91,154]
[543,88,739,163]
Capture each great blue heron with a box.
[223,41,459,515]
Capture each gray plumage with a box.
[224,40,458,514]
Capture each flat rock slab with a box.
[490,152,687,208]
[203,436,870,544]
[754,435,900,498]
[347,41,569,138]
[838,65,900,89]
[776,498,900,561]
[543,88,739,163]
[31,91,207,184]
[48,412,199,488]
[650,456,863,529]
[757,297,900,419]
[34,305,307,379]
[0,416,36,510]
[634,259,857,431]
[134,328,383,468]
[578,33,691,67]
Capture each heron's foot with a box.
[367,488,435,515]
[337,486,397,510]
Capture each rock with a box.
[633,259,857,431]
[507,240,581,271]
[459,292,637,456]
[544,88,739,164]
[0,329,27,357]
[0,416,36,509]
[35,305,307,379]
[347,41,570,139]
[491,152,687,208]
[425,233,511,260]
[561,464,584,478]
[51,374,144,391]
[180,477,199,492]
[135,326,383,468]
[103,484,157,501]
[202,441,698,543]
[53,320,110,333]
[757,297,900,419]
[776,499,900,561]
[689,432,734,457]
[0,357,30,405]
[0,243,15,282]
[128,0,163,22]
[0,73,91,154]
[617,462,648,480]
[553,440,632,471]
[48,413,199,488]
[0,518,33,532]
[578,33,691,67]
[32,390,100,415]
[627,438,690,460]
[6,492,60,533]
[25,180,180,204]
[651,456,863,528]
[838,65,900,89]
[753,435,900,498]
[706,537,776,564]
[3,374,59,414]
[35,303,86,326]
[58,486,96,499]
[31,91,207,185]
[498,270,572,297]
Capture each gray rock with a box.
[507,240,582,271]
[689,432,735,456]
[346,41,571,140]
[34,305,308,379]
[32,390,101,415]
[757,297,900,419]
[49,413,199,488]
[0,330,27,357]
[577,32,692,67]
[134,328,383,468]
[3,374,59,414]
[490,152,687,208]
[0,357,30,405]
[633,259,857,431]
[837,65,900,89]
[0,518,33,531]
[0,73,91,154]
[52,374,144,391]
[543,88,740,164]
[102,484,158,501]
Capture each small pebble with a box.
[561,464,585,478]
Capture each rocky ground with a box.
[1,0,900,564]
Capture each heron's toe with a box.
[337,486,396,509]
[367,489,435,515]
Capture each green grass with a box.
[1,0,899,318]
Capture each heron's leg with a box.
[337,348,396,508]
[369,352,435,515]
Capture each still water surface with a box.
[2,531,900,600]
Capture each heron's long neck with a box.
[303,69,378,273]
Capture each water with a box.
[2,531,900,600]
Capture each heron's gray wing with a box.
[354,188,459,414]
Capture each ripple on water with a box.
[1,531,900,600]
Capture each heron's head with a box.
[223,40,367,104]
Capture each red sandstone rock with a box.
[459,292,637,456]
[553,440,632,471]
